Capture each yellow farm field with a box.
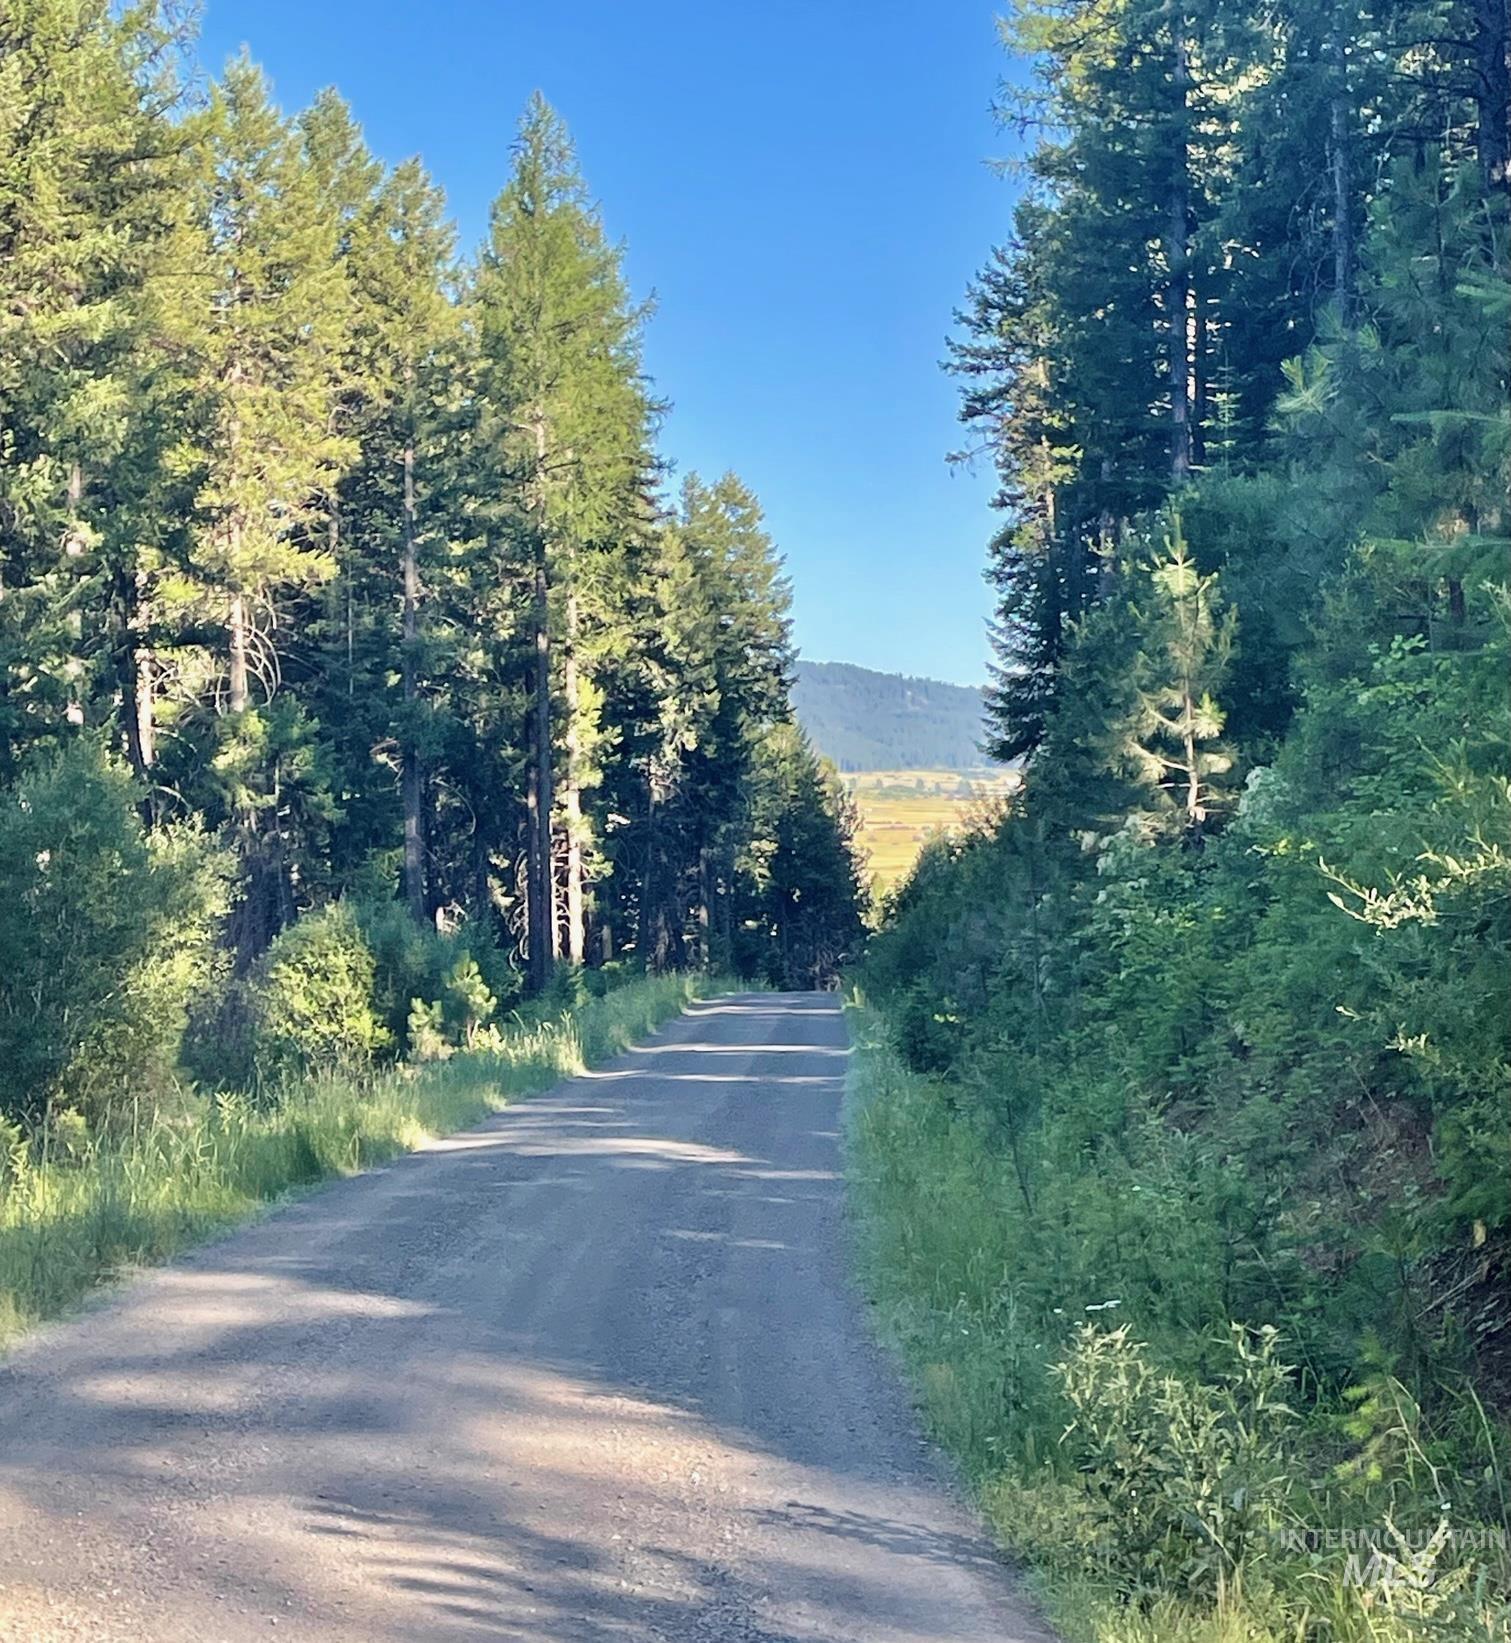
[844,768,1019,897]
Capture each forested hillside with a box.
[856,0,1510,1637]
[0,11,866,1139]
[792,659,989,770]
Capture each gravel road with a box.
[0,992,1053,1642]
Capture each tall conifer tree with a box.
[474,95,654,985]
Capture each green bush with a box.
[1052,1323,1298,1599]
[355,896,520,1058]
[0,744,229,1123]
[247,903,390,1078]
[861,547,1511,1400]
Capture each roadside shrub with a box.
[892,981,960,1073]
[440,953,498,1048]
[584,959,631,998]
[0,1116,26,1185]
[0,743,228,1123]
[43,1108,92,1164]
[247,903,390,1078]
[847,1011,1511,1643]
[1052,1323,1298,1600]
[406,997,452,1063]
[537,961,588,1015]
[356,897,519,1057]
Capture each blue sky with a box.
[196,2,1021,687]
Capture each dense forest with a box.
[0,6,868,1132]
[856,0,1509,1635]
[791,658,990,771]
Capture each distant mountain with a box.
[791,659,991,773]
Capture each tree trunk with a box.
[401,438,426,924]
[716,850,734,974]
[227,579,249,714]
[1096,455,1118,592]
[127,646,156,776]
[1474,0,1510,198]
[1182,686,1205,839]
[328,497,355,699]
[122,565,156,783]
[1191,280,1208,467]
[528,539,556,989]
[1448,575,1467,636]
[62,462,87,727]
[1327,18,1354,319]
[562,587,585,966]
[526,408,558,993]
[1168,25,1193,482]
[124,621,156,775]
[526,763,545,980]
[638,765,665,973]
[695,847,712,970]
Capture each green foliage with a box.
[439,954,497,1049]
[355,895,518,1058]
[405,998,451,1064]
[876,6,1510,1619]
[1123,518,1237,835]
[860,509,1509,1635]
[733,725,869,989]
[622,471,811,975]
[1052,1323,1298,1599]
[0,13,844,1176]
[847,1014,1511,1643]
[0,744,227,1121]
[244,902,389,1079]
[182,52,352,653]
[1,11,830,1046]
[0,971,711,1345]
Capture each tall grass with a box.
[844,1002,1511,1643]
[0,971,711,1347]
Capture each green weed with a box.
[844,1004,1511,1643]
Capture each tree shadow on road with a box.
[0,994,1052,1642]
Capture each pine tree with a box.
[1123,516,1236,838]
[186,56,351,715]
[630,473,793,970]
[735,725,867,989]
[474,95,655,987]
[0,0,191,778]
[179,55,355,957]
[301,125,460,923]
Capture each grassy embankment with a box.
[0,972,711,1347]
[844,1002,1511,1643]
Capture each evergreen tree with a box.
[735,725,867,989]
[303,125,461,923]
[0,0,191,778]
[177,55,355,956]
[186,55,351,720]
[630,473,793,971]
[1123,517,1236,837]
[474,95,656,986]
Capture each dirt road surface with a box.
[0,992,1052,1642]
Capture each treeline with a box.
[860,0,1508,1634]
[0,5,865,1123]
